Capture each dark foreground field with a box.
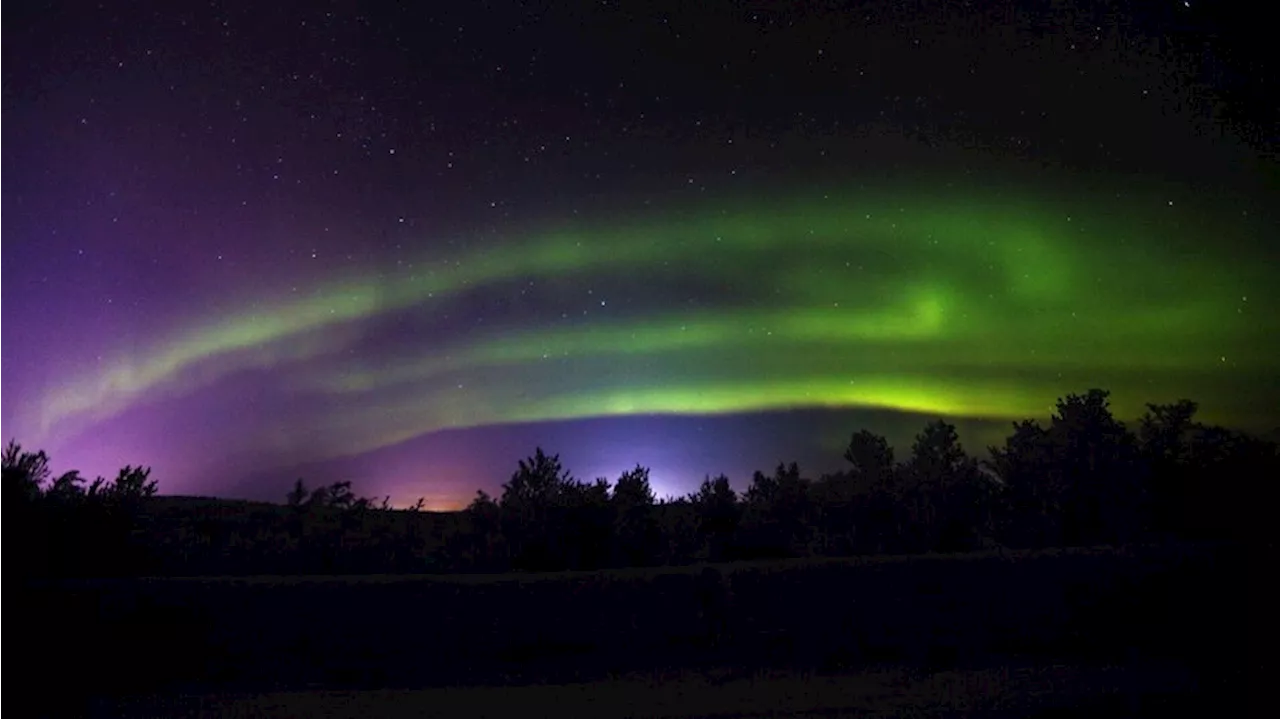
[104,662,1216,718]
[19,542,1263,717]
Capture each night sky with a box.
[4,1,1276,508]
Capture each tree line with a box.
[7,389,1275,577]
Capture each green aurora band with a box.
[37,181,1275,460]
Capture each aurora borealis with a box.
[4,1,1276,508]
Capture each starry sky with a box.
[3,0,1276,508]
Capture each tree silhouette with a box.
[741,463,813,558]
[989,389,1147,548]
[612,465,661,566]
[844,430,895,481]
[86,465,159,574]
[810,470,857,556]
[3,440,51,505]
[902,420,991,551]
[41,469,107,575]
[690,474,740,561]
[1138,400,1201,536]
[1171,418,1276,542]
[1048,390,1145,545]
[657,496,701,565]
[557,476,614,569]
[323,480,356,509]
[286,478,310,507]
[457,489,505,570]
[44,470,88,504]
[841,430,899,554]
[106,465,159,503]
[990,419,1058,547]
[6,385,1274,579]
[500,448,578,570]
[307,483,332,507]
